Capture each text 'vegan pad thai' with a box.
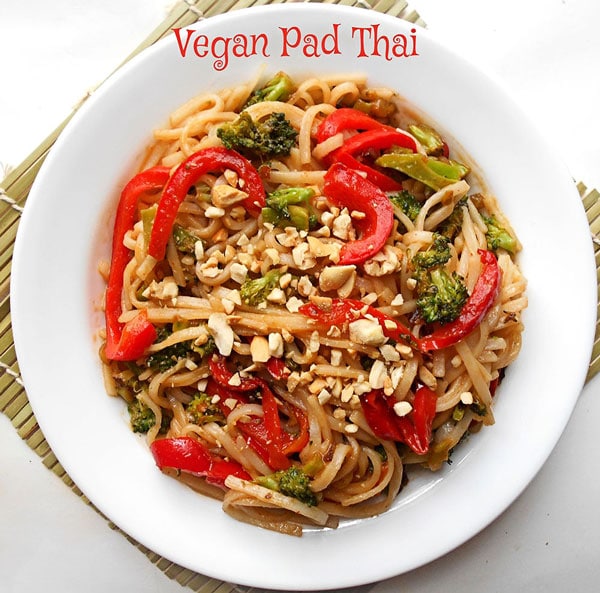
[98,72,527,536]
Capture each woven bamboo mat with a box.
[0,1,598,592]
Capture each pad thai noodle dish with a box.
[99,71,527,536]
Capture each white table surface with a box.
[1,1,599,591]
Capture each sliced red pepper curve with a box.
[208,355,309,470]
[317,108,417,191]
[419,249,502,351]
[360,385,438,455]
[104,166,170,361]
[323,163,394,265]
[335,127,418,191]
[150,436,251,487]
[299,251,500,353]
[265,357,291,380]
[208,354,260,391]
[148,147,265,261]
[316,107,391,144]
[298,298,415,346]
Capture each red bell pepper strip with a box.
[237,420,290,470]
[265,357,291,380]
[360,390,404,442]
[109,310,158,361]
[335,151,402,192]
[150,436,251,487]
[360,385,438,455]
[299,298,416,346]
[323,162,394,265]
[148,147,266,260]
[317,109,417,190]
[236,392,309,470]
[419,249,502,351]
[334,127,418,191]
[336,127,417,159]
[205,378,249,412]
[316,107,390,144]
[398,385,438,455]
[241,378,291,470]
[208,355,309,470]
[208,354,260,391]
[104,166,170,361]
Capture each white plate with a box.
[11,5,596,590]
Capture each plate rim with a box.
[10,4,597,590]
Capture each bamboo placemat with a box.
[0,1,598,592]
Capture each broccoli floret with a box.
[186,393,225,425]
[172,224,201,254]
[389,190,422,222]
[484,215,516,253]
[146,327,192,372]
[146,342,190,372]
[191,334,216,359]
[244,71,295,108]
[261,187,317,231]
[240,269,282,306]
[415,267,468,324]
[412,233,451,269]
[255,467,317,506]
[360,355,375,372]
[127,399,170,434]
[217,111,297,160]
[439,197,467,240]
[127,399,171,433]
[127,399,156,433]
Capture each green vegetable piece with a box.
[186,393,225,425]
[217,111,297,160]
[452,403,466,422]
[375,153,469,191]
[146,326,192,372]
[141,204,157,249]
[352,96,396,119]
[388,190,422,222]
[360,355,375,371]
[415,267,468,324]
[240,269,283,306]
[374,444,388,462]
[188,181,211,202]
[470,401,487,417]
[302,454,325,478]
[287,205,310,231]
[192,334,216,359]
[255,467,317,506]
[408,123,446,156]
[261,206,281,226]
[128,399,157,433]
[244,71,295,108]
[412,233,452,269]
[427,158,470,180]
[439,197,467,240]
[484,215,516,253]
[172,224,201,254]
[267,187,314,209]
[262,187,315,231]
